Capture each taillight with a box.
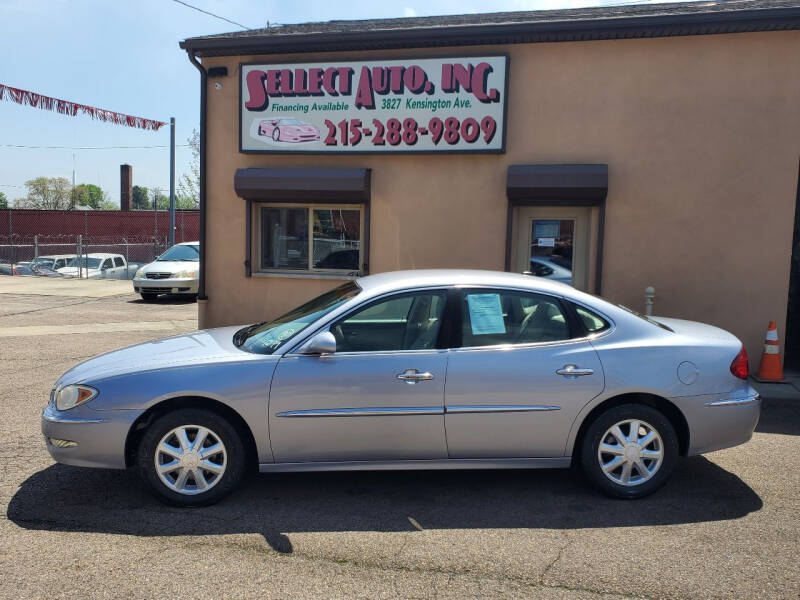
[730,346,749,380]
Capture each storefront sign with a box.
[240,55,508,153]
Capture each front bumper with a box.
[133,276,198,295]
[42,404,137,469]
[674,388,761,456]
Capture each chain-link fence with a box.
[0,209,199,279]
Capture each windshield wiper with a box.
[233,322,266,347]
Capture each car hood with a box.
[139,260,199,275]
[55,326,262,386]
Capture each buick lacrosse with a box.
[42,270,760,506]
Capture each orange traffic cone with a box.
[755,321,785,382]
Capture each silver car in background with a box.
[132,241,199,301]
[42,270,759,506]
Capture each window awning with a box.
[506,164,608,200]
[234,167,371,203]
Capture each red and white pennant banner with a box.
[0,83,166,131]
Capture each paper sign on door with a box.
[467,293,506,335]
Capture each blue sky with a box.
[0,0,689,205]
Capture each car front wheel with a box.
[141,292,158,302]
[581,403,678,499]
[136,408,246,507]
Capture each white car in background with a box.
[529,255,574,284]
[31,254,75,272]
[57,253,129,279]
[132,241,200,302]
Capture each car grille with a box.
[146,272,172,279]
[144,287,173,293]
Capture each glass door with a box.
[513,206,595,292]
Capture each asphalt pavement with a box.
[0,282,798,599]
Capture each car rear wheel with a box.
[580,403,678,499]
[136,408,246,507]
[141,292,158,302]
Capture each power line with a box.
[0,144,191,150]
[171,0,252,30]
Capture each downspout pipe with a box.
[186,51,208,304]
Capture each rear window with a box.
[617,304,674,332]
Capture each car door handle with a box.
[396,369,434,384]
[556,365,594,378]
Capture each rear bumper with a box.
[133,277,198,295]
[674,388,761,456]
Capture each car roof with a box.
[83,253,124,258]
[356,269,575,296]
[175,241,199,246]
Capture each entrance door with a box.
[513,206,595,292]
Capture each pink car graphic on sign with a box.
[257,118,320,143]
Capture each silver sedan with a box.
[42,270,760,506]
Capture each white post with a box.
[644,286,655,316]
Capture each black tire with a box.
[580,403,678,499]
[136,408,246,507]
[272,128,280,141]
[141,292,159,302]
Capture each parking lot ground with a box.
[0,274,134,298]
[1,291,799,599]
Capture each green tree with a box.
[0,191,7,209]
[151,187,169,210]
[176,129,199,209]
[73,183,108,209]
[132,185,150,210]
[99,199,119,210]
[17,177,73,209]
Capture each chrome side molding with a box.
[277,404,561,417]
[445,404,561,413]
[705,395,760,407]
[42,405,106,424]
[276,406,444,418]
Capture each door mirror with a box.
[298,330,336,355]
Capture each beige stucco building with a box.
[181,1,800,370]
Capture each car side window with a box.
[113,257,124,267]
[102,259,112,269]
[460,289,570,347]
[571,303,610,334]
[332,291,447,353]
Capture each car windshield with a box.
[31,257,52,267]
[157,244,199,262]
[66,257,102,269]
[279,119,303,125]
[236,281,360,354]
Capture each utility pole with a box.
[169,117,176,247]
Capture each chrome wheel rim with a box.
[154,425,227,495]
[597,419,664,487]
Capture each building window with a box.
[257,204,363,274]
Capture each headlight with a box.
[174,268,198,278]
[134,268,144,278]
[55,385,98,411]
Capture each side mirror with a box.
[298,330,336,355]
